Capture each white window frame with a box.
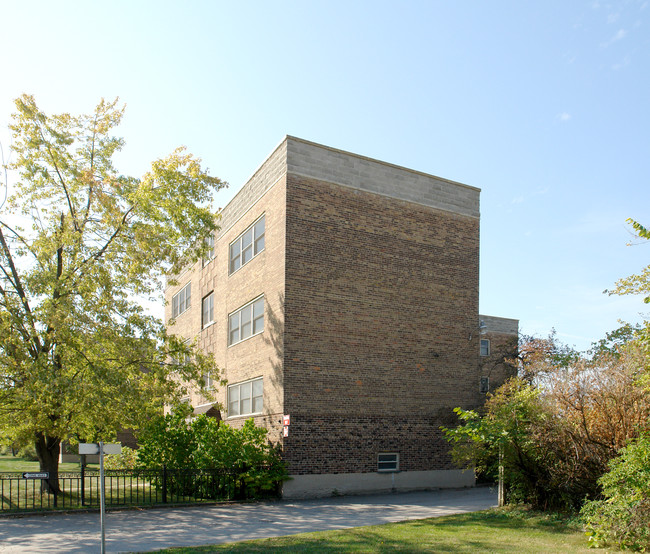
[227,377,263,418]
[172,283,191,319]
[228,295,264,346]
[229,215,265,274]
[377,453,399,472]
[172,338,192,366]
[203,234,215,267]
[480,339,490,357]
[202,292,214,329]
[203,372,214,390]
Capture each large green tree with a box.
[0,95,224,491]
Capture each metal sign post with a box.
[100,441,106,554]
[498,444,504,507]
[79,442,121,554]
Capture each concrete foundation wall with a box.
[282,470,476,499]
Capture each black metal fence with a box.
[0,467,265,513]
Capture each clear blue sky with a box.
[1,1,648,351]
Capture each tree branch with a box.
[0,281,35,356]
[37,127,81,233]
[70,203,136,283]
[0,226,42,353]
[0,220,40,264]
[82,111,99,231]
[42,213,66,354]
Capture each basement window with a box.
[377,453,399,472]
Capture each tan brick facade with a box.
[165,136,518,497]
[165,173,287,443]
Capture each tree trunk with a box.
[35,432,62,494]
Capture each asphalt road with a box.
[0,486,497,553]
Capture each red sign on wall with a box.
[283,415,290,426]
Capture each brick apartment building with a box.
[165,136,518,498]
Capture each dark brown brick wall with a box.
[479,331,518,394]
[283,174,480,475]
[284,416,457,474]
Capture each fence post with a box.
[235,465,247,501]
[51,477,57,508]
[80,461,85,506]
[162,465,167,504]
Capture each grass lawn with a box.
[154,507,602,553]
[0,454,88,473]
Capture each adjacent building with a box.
[165,136,518,498]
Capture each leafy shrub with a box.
[444,339,650,512]
[103,446,138,470]
[18,444,38,461]
[136,405,287,498]
[444,378,578,510]
[582,434,650,551]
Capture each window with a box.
[203,372,214,390]
[480,339,490,356]
[202,292,214,328]
[172,340,191,366]
[480,376,490,394]
[378,453,399,472]
[172,283,191,318]
[228,377,263,417]
[228,296,264,346]
[229,215,265,274]
[171,339,192,365]
[203,234,215,266]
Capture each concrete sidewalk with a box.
[0,487,497,553]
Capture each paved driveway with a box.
[0,487,497,553]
